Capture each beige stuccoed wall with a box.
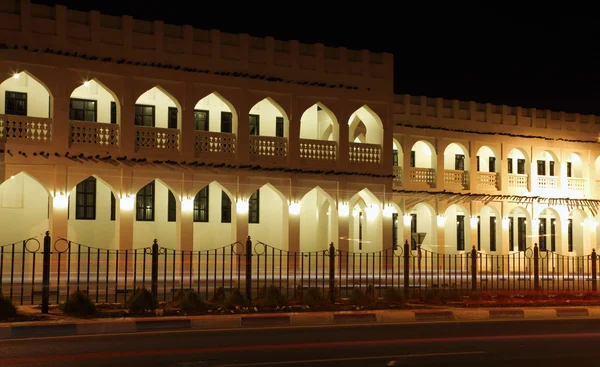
[248,185,286,249]
[0,72,50,118]
[0,173,49,244]
[70,79,117,124]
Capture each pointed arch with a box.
[476,145,498,172]
[248,97,289,138]
[299,186,337,252]
[443,142,470,171]
[69,78,120,124]
[348,105,384,145]
[1,70,52,118]
[299,102,339,142]
[194,91,238,134]
[134,85,182,129]
[410,140,436,169]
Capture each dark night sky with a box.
[32,1,600,115]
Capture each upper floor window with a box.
[76,177,96,220]
[276,116,284,138]
[5,91,27,116]
[110,192,116,221]
[454,154,465,170]
[136,181,155,221]
[249,114,260,135]
[194,187,209,222]
[221,112,233,133]
[195,110,209,131]
[135,104,155,127]
[70,98,97,122]
[392,150,399,166]
[168,107,178,129]
[110,102,117,124]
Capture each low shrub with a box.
[383,288,405,304]
[349,288,371,306]
[212,287,227,305]
[257,285,288,308]
[225,288,249,308]
[180,290,206,314]
[303,287,327,307]
[0,293,17,320]
[127,287,157,313]
[59,290,96,316]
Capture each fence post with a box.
[328,242,335,303]
[245,236,252,303]
[403,240,409,298]
[151,239,158,305]
[470,245,477,292]
[533,243,540,291]
[592,249,597,292]
[41,231,51,314]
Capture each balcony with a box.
[537,176,558,190]
[299,139,336,163]
[567,177,586,192]
[70,121,119,147]
[249,136,287,163]
[135,126,179,151]
[349,142,381,164]
[0,114,52,143]
[409,167,435,185]
[508,173,527,188]
[444,170,468,189]
[477,172,499,190]
[393,166,402,186]
[195,131,236,160]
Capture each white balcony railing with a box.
[249,135,287,158]
[477,172,498,189]
[70,120,119,147]
[349,142,381,164]
[0,114,52,143]
[537,176,558,189]
[444,170,468,187]
[508,174,528,188]
[299,139,336,161]
[409,167,435,184]
[393,166,402,186]
[135,126,179,151]
[195,131,236,156]
[567,177,586,192]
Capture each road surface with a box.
[2,318,600,366]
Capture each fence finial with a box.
[593,248,597,254]
[45,230,50,236]
[534,243,538,248]
[153,239,157,244]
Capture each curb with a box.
[3,307,600,340]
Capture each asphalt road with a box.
[3,318,600,366]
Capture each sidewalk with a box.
[2,306,600,340]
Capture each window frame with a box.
[75,176,96,220]
[249,114,260,136]
[221,191,232,223]
[136,181,155,221]
[221,111,233,133]
[248,190,260,224]
[168,191,177,222]
[194,109,209,131]
[5,91,27,116]
[168,107,178,129]
[134,104,155,127]
[69,97,97,122]
[193,186,209,223]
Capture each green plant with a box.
[383,288,405,304]
[349,288,371,306]
[0,293,17,320]
[225,288,249,308]
[59,290,96,316]
[180,290,206,314]
[212,287,227,305]
[127,287,157,313]
[257,284,288,308]
[303,287,327,307]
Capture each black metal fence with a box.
[1,232,598,312]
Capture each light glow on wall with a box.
[366,204,378,220]
[338,203,349,216]
[53,192,68,208]
[120,195,134,210]
[236,199,249,214]
[83,80,90,87]
[289,201,301,215]
[502,216,510,228]
[437,215,446,226]
[470,216,479,227]
[403,214,412,226]
[182,197,193,212]
[13,73,19,79]
[382,205,395,217]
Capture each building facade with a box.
[0,0,598,257]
